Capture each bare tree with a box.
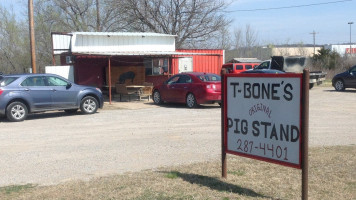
[31,0,232,49]
[245,24,258,48]
[34,0,124,32]
[1,0,234,74]
[230,24,260,58]
[0,6,30,73]
[213,26,232,50]
[297,42,308,56]
[233,27,242,50]
[115,0,231,48]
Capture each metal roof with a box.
[228,58,262,63]
[73,51,220,56]
[52,32,221,57]
[73,32,177,37]
[52,32,177,54]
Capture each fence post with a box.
[221,69,227,178]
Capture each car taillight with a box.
[206,84,216,90]
[0,89,3,96]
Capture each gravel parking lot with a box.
[0,87,355,187]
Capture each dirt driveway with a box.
[0,87,355,186]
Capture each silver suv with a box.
[0,73,104,122]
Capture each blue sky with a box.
[1,0,355,45]
[227,0,356,45]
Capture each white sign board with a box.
[225,74,302,168]
[178,57,193,73]
[45,65,74,82]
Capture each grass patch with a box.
[0,184,36,195]
[165,171,179,179]
[320,79,332,87]
[1,146,355,199]
[346,181,356,190]
[228,170,245,176]
[134,189,194,200]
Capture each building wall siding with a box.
[172,49,224,75]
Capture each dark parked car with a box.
[332,65,356,91]
[0,73,104,122]
[152,72,221,108]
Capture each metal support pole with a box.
[51,33,56,66]
[302,69,310,200]
[221,68,227,178]
[108,57,112,104]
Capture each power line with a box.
[227,0,352,12]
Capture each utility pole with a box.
[310,30,318,55]
[348,22,353,55]
[28,0,36,73]
[96,0,101,31]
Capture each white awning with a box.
[72,51,221,56]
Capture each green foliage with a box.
[227,170,245,176]
[134,189,194,200]
[165,171,179,179]
[312,47,341,70]
[0,184,36,195]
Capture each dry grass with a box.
[1,146,355,200]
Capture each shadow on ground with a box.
[104,96,220,110]
[155,102,220,109]
[323,89,356,93]
[160,171,270,198]
[0,111,86,123]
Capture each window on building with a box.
[246,65,253,70]
[235,65,243,70]
[145,58,169,75]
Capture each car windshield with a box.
[0,77,18,87]
[196,74,221,82]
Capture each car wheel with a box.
[80,96,98,114]
[64,109,78,114]
[334,79,345,91]
[6,102,28,122]
[153,90,162,104]
[186,93,197,108]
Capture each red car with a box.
[152,72,221,108]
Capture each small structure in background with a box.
[325,44,356,57]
